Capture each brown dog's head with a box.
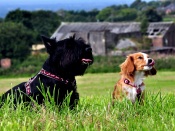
[120,52,157,77]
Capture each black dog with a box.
[0,35,93,109]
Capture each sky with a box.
[0,0,155,18]
[0,0,154,5]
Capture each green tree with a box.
[5,9,60,42]
[130,0,147,10]
[145,7,162,22]
[111,8,137,21]
[96,6,137,22]
[57,9,99,22]
[0,18,3,23]
[31,10,60,41]
[96,7,113,21]
[137,7,162,22]
[147,1,160,8]
[140,16,149,35]
[0,22,35,60]
[110,4,128,11]
[5,9,33,29]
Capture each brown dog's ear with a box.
[150,67,157,75]
[145,67,157,76]
[120,55,135,76]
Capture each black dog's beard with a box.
[58,57,92,76]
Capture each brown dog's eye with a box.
[138,56,143,59]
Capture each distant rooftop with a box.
[52,22,174,39]
[147,21,173,38]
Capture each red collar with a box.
[124,78,144,94]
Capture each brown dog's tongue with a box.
[149,60,155,66]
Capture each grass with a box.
[0,71,175,130]
[163,15,175,22]
[77,71,175,96]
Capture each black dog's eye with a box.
[85,47,92,52]
[138,56,143,59]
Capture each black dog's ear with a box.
[41,35,56,53]
[65,35,76,48]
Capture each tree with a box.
[0,18,3,23]
[0,22,35,60]
[144,7,162,22]
[130,0,147,10]
[110,4,128,11]
[137,7,162,22]
[147,1,160,8]
[5,9,33,29]
[96,5,137,22]
[57,9,99,22]
[140,16,149,35]
[31,10,60,41]
[96,7,113,21]
[111,8,137,22]
[5,9,60,42]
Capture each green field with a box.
[0,71,175,130]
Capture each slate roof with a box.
[52,22,174,38]
[51,22,140,38]
[147,22,173,37]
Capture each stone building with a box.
[51,22,175,55]
[147,22,175,49]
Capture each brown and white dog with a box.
[112,52,157,104]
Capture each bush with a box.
[0,53,48,77]
[86,56,125,73]
[155,57,175,71]
[0,54,175,77]
[0,22,35,61]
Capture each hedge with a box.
[0,54,175,77]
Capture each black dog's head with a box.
[41,35,93,77]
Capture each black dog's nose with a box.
[85,47,92,52]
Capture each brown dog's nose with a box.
[148,59,152,64]
[148,58,155,66]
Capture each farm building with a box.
[147,22,175,50]
[51,22,175,55]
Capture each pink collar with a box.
[124,79,144,94]
[25,68,75,95]
[40,69,69,84]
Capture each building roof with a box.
[51,22,140,38]
[147,22,173,38]
[110,23,140,34]
[52,22,174,39]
